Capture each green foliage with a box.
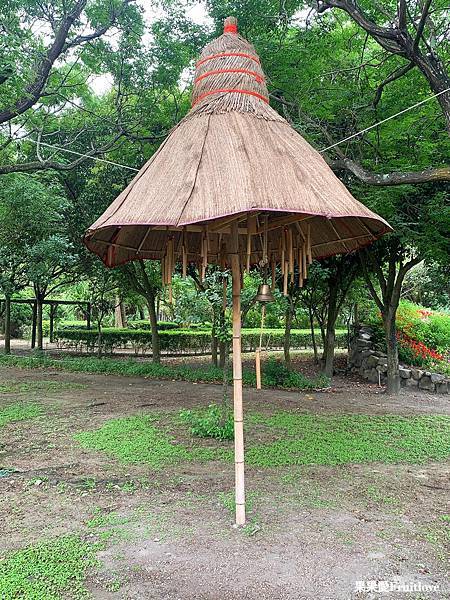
[75,410,450,470]
[128,320,181,331]
[245,413,450,467]
[0,402,41,427]
[0,535,98,599]
[54,326,348,354]
[0,354,330,390]
[368,300,450,373]
[262,357,330,390]
[180,404,234,440]
[75,415,215,467]
[0,379,82,394]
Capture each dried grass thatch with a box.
[84,17,391,275]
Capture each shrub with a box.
[262,357,330,390]
[180,404,234,440]
[368,301,450,375]
[54,326,347,355]
[128,320,180,331]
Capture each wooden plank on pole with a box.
[230,221,245,526]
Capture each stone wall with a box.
[348,326,449,394]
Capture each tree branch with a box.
[414,0,432,50]
[372,61,415,107]
[0,134,124,175]
[327,158,450,185]
[0,0,133,126]
[359,252,384,313]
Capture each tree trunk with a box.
[323,286,338,378]
[284,302,293,368]
[211,327,218,366]
[219,340,226,368]
[138,307,145,320]
[308,307,318,364]
[36,297,43,351]
[31,301,37,349]
[4,296,11,355]
[115,296,126,328]
[383,310,401,394]
[147,294,160,363]
[97,323,103,358]
[414,53,450,134]
[49,304,56,343]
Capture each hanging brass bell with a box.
[254,283,275,303]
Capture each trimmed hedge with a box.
[54,327,348,355]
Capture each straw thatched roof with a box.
[84,17,391,269]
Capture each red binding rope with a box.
[192,88,269,106]
[195,68,264,84]
[224,22,238,33]
[196,52,260,68]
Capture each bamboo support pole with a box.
[230,221,245,526]
[255,304,265,390]
[255,350,261,390]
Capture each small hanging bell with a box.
[254,283,275,303]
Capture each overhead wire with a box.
[5,87,449,172]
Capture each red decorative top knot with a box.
[224,16,238,34]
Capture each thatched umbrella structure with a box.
[85,17,391,526]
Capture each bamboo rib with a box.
[302,243,307,280]
[283,261,288,296]
[271,255,276,291]
[288,227,294,275]
[306,223,312,264]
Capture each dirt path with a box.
[0,366,449,599]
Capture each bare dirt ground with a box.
[0,361,449,599]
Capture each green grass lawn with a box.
[75,412,450,468]
[75,415,216,468]
[0,402,41,427]
[0,535,97,599]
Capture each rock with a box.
[399,368,411,379]
[357,339,372,349]
[430,373,445,384]
[435,382,448,394]
[418,375,435,392]
[366,369,379,384]
[359,326,373,335]
[411,368,423,381]
[366,355,379,368]
[359,333,372,341]
[376,364,387,373]
[404,378,417,388]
